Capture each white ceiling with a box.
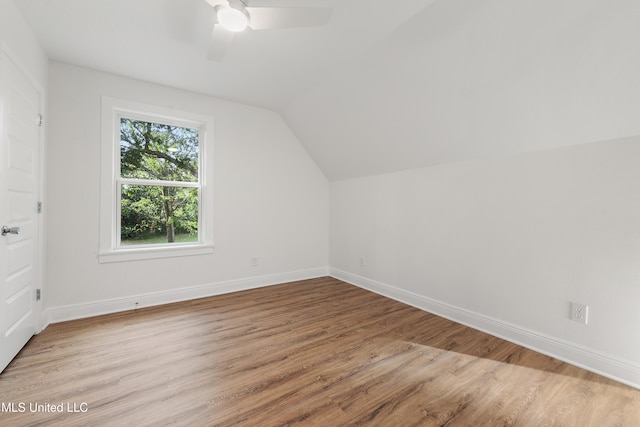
[15,0,431,110]
[15,0,640,180]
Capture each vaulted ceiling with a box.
[15,0,640,180]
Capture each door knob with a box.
[1,226,20,236]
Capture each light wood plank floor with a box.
[0,277,638,426]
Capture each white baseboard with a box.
[44,267,328,325]
[329,267,640,390]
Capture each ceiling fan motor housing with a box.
[215,1,251,32]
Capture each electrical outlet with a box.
[251,256,259,267]
[360,256,365,267]
[570,302,588,324]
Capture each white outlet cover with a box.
[570,302,588,324]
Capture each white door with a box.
[0,51,42,373]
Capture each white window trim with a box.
[99,97,214,263]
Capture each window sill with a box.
[98,244,214,263]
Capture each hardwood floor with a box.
[0,277,638,426]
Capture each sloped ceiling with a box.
[15,0,640,180]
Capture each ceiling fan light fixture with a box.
[216,5,249,32]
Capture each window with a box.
[99,97,214,262]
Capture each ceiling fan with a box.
[204,0,333,60]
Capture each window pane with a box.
[120,118,199,182]
[121,184,199,246]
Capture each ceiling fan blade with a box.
[207,24,235,61]
[204,0,228,7]
[246,7,332,30]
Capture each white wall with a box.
[46,62,329,318]
[0,0,47,87]
[330,137,640,388]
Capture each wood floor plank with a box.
[0,277,638,426]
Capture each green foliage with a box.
[120,119,199,181]
[119,118,200,245]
